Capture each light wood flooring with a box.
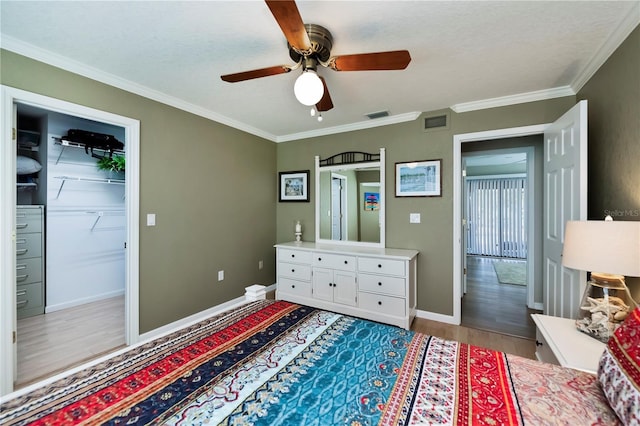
[15,289,535,390]
[461,256,540,339]
[16,296,125,388]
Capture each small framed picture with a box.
[279,170,310,202]
[395,159,442,197]
[364,192,380,211]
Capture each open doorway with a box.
[461,140,541,338]
[1,86,140,396]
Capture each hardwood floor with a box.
[462,256,540,339]
[16,296,125,388]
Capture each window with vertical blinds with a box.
[466,178,527,259]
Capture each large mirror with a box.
[315,149,385,247]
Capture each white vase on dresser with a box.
[275,241,418,329]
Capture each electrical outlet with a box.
[410,213,421,223]
[146,213,156,226]
[258,260,263,270]
[218,270,224,281]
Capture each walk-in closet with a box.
[16,104,127,386]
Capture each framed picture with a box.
[279,170,310,202]
[395,159,442,197]
[364,192,380,211]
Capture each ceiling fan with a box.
[220,0,411,115]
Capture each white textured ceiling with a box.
[1,1,638,141]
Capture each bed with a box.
[0,299,636,425]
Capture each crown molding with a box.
[450,86,575,114]
[276,111,422,142]
[0,36,278,142]
[571,1,640,92]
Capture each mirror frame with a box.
[315,148,385,248]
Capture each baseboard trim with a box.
[415,309,459,325]
[45,289,125,313]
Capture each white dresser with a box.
[275,242,418,329]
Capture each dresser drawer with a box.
[358,257,405,276]
[313,253,356,271]
[358,292,405,317]
[279,262,311,281]
[16,232,42,259]
[535,328,560,366]
[16,282,44,314]
[278,248,312,264]
[16,207,43,234]
[359,273,405,297]
[278,277,312,298]
[16,257,42,285]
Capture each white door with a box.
[331,174,346,240]
[312,267,333,302]
[333,271,357,306]
[543,100,588,318]
[461,164,468,295]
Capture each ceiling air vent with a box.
[365,110,390,120]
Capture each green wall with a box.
[276,100,575,316]
[577,25,640,222]
[1,50,277,333]
[577,24,640,298]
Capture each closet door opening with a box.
[1,86,140,395]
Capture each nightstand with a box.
[531,314,606,375]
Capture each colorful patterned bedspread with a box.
[0,300,618,425]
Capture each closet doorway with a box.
[0,87,140,395]
[461,142,541,338]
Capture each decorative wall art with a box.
[279,170,310,202]
[364,192,380,210]
[395,159,442,197]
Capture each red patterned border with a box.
[29,301,299,425]
[608,307,640,389]
[459,344,522,425]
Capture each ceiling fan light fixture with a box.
[294,70,324,106]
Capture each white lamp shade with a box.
[294,70,324,106]
[562,220,640,277]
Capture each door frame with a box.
[0,85,140,396]
[453,124,547,325]
[331,173,347,240]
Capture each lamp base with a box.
[575,272,638,342]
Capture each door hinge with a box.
[12,128,16,141]
[13,331,16,344]
[464,267,467,275]
[124,242,127,249]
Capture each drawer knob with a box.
[318,257,322,261]
[535,340,543,347]
[378,301,382,305]
[378,264,382,268]
[344,260,348,264]
[291,254,295,258]
[291,285,295,288]
[378,282,382,286]
[291,269,295,272]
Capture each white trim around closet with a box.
[0,85,140,396]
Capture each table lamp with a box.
[562,219,640,342]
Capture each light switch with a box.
[147,213,156,226]
[410,213,421,224]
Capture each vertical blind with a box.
[466,178,527,258]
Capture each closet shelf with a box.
[17,182,37,191]
[53,175,125,199]
[53,137,125,165]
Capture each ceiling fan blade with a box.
[316,77,333,112]
[329,50,411,72]
[265,0,311,53]
[221,65,292,83]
